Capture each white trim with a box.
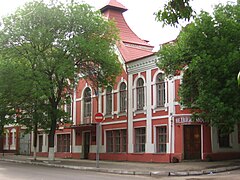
[132,75,146,114]
[103,86,114,118]
[128,74,134,153]
[73,88,77,125]
[151,115,169,120]
[101,120,127,125]
[152,71,167,112]
[116,79,128,116]
[133,118,146,122]
[81,86,93,124]
[201,125,204,160]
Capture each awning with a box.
[71,123,96,131]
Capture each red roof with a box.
[101,0,154,63]
[100,0,127,13]
[118,42,154,63]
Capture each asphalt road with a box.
[0,161,152,180]
[1,160,240,180]
[160,169,240,180]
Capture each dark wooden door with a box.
[83,132,90,159]
[184,125,201,160]
[39,135,43,152]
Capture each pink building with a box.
[34,0,240,162]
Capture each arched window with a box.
[156,73,165,107]
[136,78,144,110]
[83,87,91,118]
[106,86,112,115]
[119,82,127,113]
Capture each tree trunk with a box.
[0,125,3,154]
[48,105,57,161]
[33,124,38,161]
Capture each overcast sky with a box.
[0,0,236,50]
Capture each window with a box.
[119,82,127,113]
[218,130,230,148]
[66,103,72,117]
[156,126,167,153]
[57,134,70,152]
[156,73,165,107]
[106,86,112,115]
[136,78,144,110]
[106,129,127,153]
[106,131,113,152]
[83,88,91,118]
[135,127,145,153]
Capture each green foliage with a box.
[155,0,195,27]
[0,0,121,148]
[157,4,240,132]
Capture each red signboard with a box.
[95,112,104,123]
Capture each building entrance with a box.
[184,125,201,160]
[83,132,90,159]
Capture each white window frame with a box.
[104,86,114,117]
[81,86,92,124]
[117,80,127,115]
[133,76,146,113]
[152,71,167,112]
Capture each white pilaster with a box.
[73,88,77,125]
[42,134,48,152]
[146,69,154,153]
[168,78,175,154]
[128,74,134,153]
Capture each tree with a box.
[0,1,121,160]
[157,3,240,133]
[155,0,195,27]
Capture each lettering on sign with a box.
[175,116,204,124]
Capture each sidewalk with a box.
[1,154,240,177]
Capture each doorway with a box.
[38,135,43,152]
[83,132,90,159]
[184,125,201,160]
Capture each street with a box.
[0,161,150,180]
[1,160,240,180]
[159,169,240,180]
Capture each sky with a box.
[0,0,236,50]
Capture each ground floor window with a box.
[156,126,167,153]
[106,129,127,153]
[57,134,70,152]
[135,127,146,153]
[218,130,230,148]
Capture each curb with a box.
[1,158,240,177]
[169,165,240,176]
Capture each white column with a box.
[168,78,175,154]
[42,134,47,152]
[128,74,134,153]
[72,129,76,153]
[98,88,102,113]
[73,88,77,125]
[146,69,154,153]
